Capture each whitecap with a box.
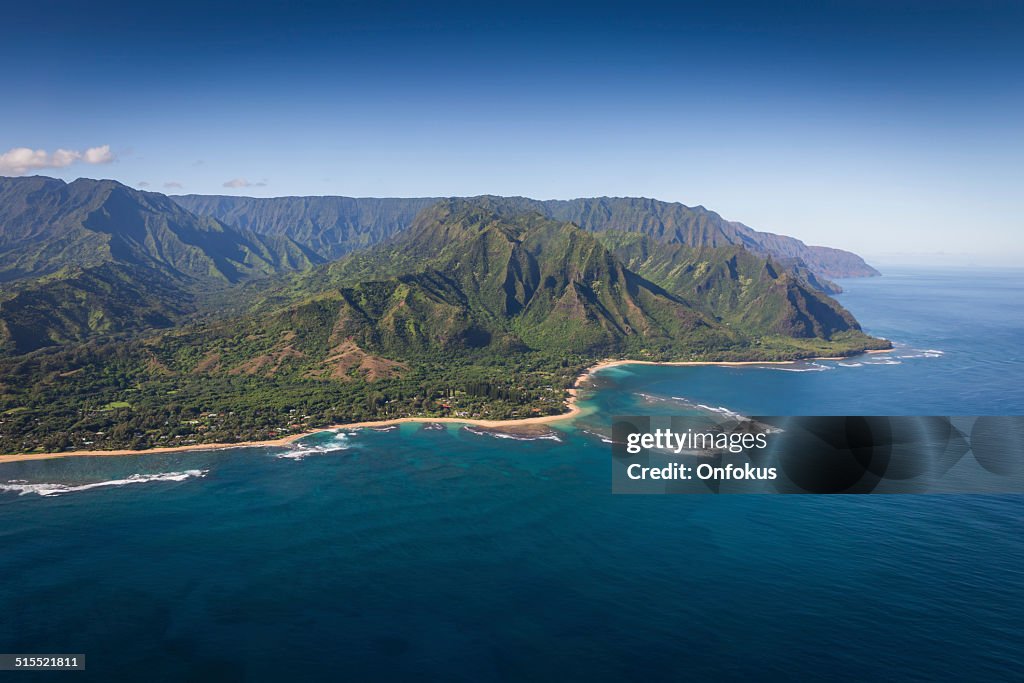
[0,470,208,497]
[891,348,943,360]
[462,426,562,442]
[580,430,613,444]
[637,392,671,402]
[838,362,863,367]
[695,404,748,421]
[275,443,351,460]
[766,363,832,372]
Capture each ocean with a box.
[2,267,1022,681]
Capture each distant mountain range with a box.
[0,176,880,356]
[175,193,879,280]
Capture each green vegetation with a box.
[0,342,587,453]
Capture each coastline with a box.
[0,350,892,463]
[577,348,893,378]
[0,388,587,464]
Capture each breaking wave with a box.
[650,395,750,422]
[274,431,361,460]
[765,362,833,373]
[276,433,358,460]
[694,404,748,421]
[637,392,673,403]
[580,429,613,444]
[897,350,945,359]
[462,426,563,442]
[0,470,208,497]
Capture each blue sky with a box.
[2,1,1021,264]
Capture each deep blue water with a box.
[2,267,1023,681]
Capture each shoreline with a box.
[0,349,893,464]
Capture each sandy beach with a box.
[0,350,892,463]
[572,348,893,381]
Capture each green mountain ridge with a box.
[0,176,322,353]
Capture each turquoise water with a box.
[1,267,1022,681]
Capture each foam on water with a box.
[898,348,945,359]
[694,404,748,421]
[275,443,353,460]
[462,426,563,442]
[580,429,613,444]
[636,394,748,422]
[273,431,361,459]
[765,362,833,373]
[0,470,208,497]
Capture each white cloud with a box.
[82,145,114,164]
[138,181,151,188]
[164,181,183,189]
[52,149,80,167]
[0,144,117,176]
[223,178,267,188]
